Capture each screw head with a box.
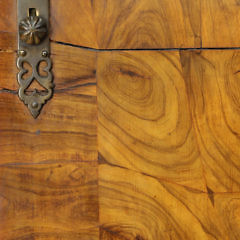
[42,50,48,57]
[18,50,26,57]
[31,102,39,109]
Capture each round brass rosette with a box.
[19,16,47,45]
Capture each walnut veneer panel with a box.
[0,43,97,95]
[99,165,240,240]
[202,0,240,48]
[180,50,240,193]
[51,0,240,49]
[0,1,16,34]
[98,50,240,239]
[0,162,98,239]
[2,0,240,49]
[1,0,201,49]
[51,0,98,49]
[97,50,205,191]
[93,0,201,49]
[0,43,98,239]
[0,0,98,49]
[0,43,97,164]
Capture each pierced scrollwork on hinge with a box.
[17,55,54,118]
[17,0,53,119]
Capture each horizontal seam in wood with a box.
[52,40,240,52]
[2,40,240,52]
[0,88,17,95]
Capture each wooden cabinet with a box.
[1,1,240,239]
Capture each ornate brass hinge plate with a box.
[17,0,54,118]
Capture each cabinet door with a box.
[1,1,240,239]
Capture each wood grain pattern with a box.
[0,92,97,164]
[0,162,98,239]
[99,164,240,240]
[202,0,240,48]
[2,0,240,49]
[181,50,240,193]
[0,43,98,238]
[98,50,240,239]
[0,42,97,95]
[0,1,16,34]
[0,43,97,164]
[93,0,201,49]
[51,0,98,49]
[51,0,240,49]
[97,51,205,191]
[0,0,98,50]
[0,32,16,51]
[2,0,240,238]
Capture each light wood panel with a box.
[99,164,240,240]
[50,0,98,49]
[0,43,98,239]
[93,0,201,49]
[181,50,240,193]
[0,162,98,239]
[2,0,240,49]
[98,49,240,239]
[0,0,98,50]
[0,42,97,95]
[0,33,16,51]
[0,92,97,164]
[0,1,16,34]
[2,1,240,238]
[51,0,240,49]
[0,43,97,164]
[202,0,240,48]
[97,50,205,191]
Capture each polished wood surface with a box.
[93,0,201,49]
[0,43,98,238]
[97,50,204,191]
[100,164,240,239]
[0,162,98,239]
[2,0,240,50]
[98,50,240,239]
[0,43,97,164]
[181,50,240,193]
[202,0,240,48]
[1,0,240,239]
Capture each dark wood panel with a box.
[0,162,99,239]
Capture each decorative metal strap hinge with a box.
[17,0,54,118]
